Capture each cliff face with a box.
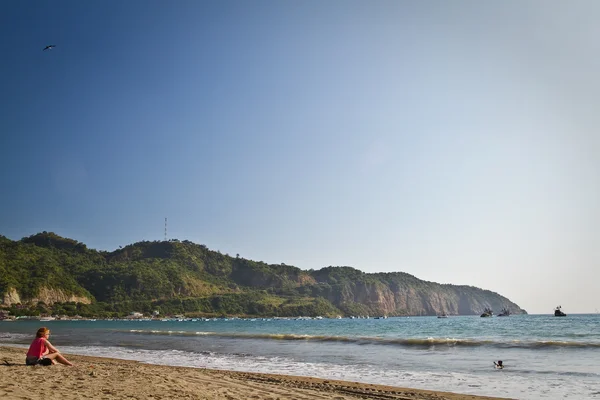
[336,281,397,313]
[2,288,21,306]
[320,280,525,316]
[32,287,91,306]
[1,287,91,306]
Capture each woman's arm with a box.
[44,339,60,354]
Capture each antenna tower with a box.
[164,217,167,241]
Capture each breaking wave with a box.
[123,329,600,349]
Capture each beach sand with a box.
[0,346,510,400]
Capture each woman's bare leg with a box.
[46,352,74,366]
[55,353,73,366]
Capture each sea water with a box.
[1,314,599,399]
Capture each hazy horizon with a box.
[2,1,599,314]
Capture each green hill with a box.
[0,232,527,318]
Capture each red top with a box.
[27,337,47,358]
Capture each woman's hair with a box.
[36,327,50,338]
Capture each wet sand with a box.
[0,346,510,400]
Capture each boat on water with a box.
[498,307,510,317]
[480,307,493,317]
[437,313,448,318]
[554,306,567,317]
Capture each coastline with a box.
[0,346,511,400]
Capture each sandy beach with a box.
[0,346,510,400]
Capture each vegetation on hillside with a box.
[0,232,527,318]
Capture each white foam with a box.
[0,332,31,341]
[59,345,595,399]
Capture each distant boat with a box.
[554,306,567,317]
[480,307,493,317]
[498,307,510,317]
[40,316,55,321]
[437,313,448,319]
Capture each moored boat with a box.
[480,307,493,317]
[498,307,510,317]
[554,306,567,317]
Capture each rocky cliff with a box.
[1,287,91,306]
[322,280,524,316]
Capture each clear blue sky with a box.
[1,1,599,314]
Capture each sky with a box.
[1,1,599,314]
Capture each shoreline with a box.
[0,346,511,400]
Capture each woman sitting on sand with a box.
[26,327,74,366]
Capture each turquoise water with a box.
[1,314,599,399]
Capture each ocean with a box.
[1,314,599,399]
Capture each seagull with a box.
[43,45,56,51]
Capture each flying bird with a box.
[43,45,56,51]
